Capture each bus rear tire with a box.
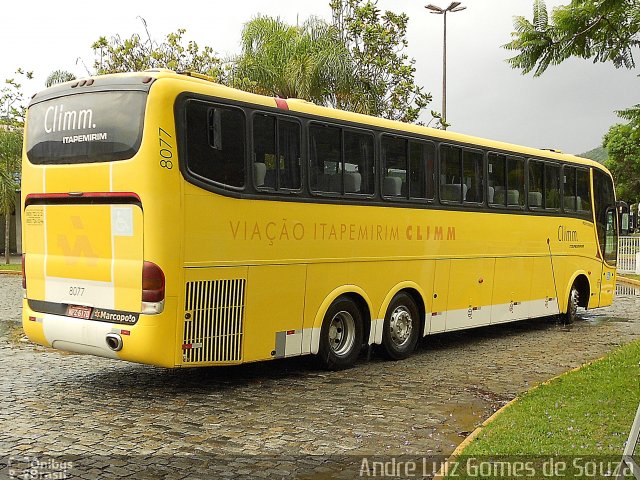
[562,284,580,325]
[316,296,364,370]
[379,292,420,360]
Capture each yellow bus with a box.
[21,70,618,369]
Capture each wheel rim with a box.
[389,305,413,348]
[570,288,579,315]
[328,310,356,357]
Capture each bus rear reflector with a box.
[142,261,165,303]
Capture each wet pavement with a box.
[0,275,639,479]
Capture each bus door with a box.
[599,207,618,307]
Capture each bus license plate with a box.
[67,305,92,319]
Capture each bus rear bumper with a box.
[22,299,177,367]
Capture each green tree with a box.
[92,19,224,80]
[230,16,355,105]
[45,70,76,87]
[331,0,433,124]
[0,69,30,263]
[507,0,640,199]
[504,0,640,76]
[233,4,434,125]
[1,68,33,125]
[0,129,22,264]
[603,123,640,203]
[90,12,433,125]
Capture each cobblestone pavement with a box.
[0,275,22,323]
[1,275,639,479]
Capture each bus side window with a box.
[507,156,525,207]
[545,163,560,209]
[344,131,374,194]
[383,136,435,200]
[310,124,341,194]
[463,149,483,204]
[253,115,300,191]
[253,114,276,189]
[528,160,544,208]
[409,141,435,200]
[576,168,592,214]
[185,101,245,189]
[488,153,506,206]
[382,136,407,197]
[563,165,577,211]
[278,120,301,190]
[440,145,464,203]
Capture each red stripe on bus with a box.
[275,98,289,110]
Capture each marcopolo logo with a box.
[91,309,138,325]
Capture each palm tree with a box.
[0,128,22,264]
[45,70,76,88]
[231,16,359,108]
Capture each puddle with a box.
[431,399,494,449]
[582,314,632,326]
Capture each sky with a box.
[1,0,638,154]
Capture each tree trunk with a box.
[4,210,10,265]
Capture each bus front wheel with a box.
[317,296,364,370]
[562,284,580,325]
[379,292,420,360]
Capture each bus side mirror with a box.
[621,212,630,235]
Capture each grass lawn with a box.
[621,273,640,282]
[0,263,21,272]
[447,340,640,478]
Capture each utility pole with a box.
[425,2,466,129]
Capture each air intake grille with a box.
[183,279,245,363]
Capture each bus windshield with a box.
[26,91,147,165]
[593,169,618,265]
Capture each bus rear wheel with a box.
[317,296,364,370]
[562,284,580,325]
[379,293,420,360]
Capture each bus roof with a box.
[33,69,611,175]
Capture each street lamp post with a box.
[425,2,466,129]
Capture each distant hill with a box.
[579,146,608,163]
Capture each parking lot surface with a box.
[1,275,639,479]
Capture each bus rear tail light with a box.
[142,261,165,314]
[21,254,26,291]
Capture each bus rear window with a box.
[26,91,146,164]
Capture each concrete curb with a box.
[0,270,21,276]
[618,276,640,287]
[433,353,609,479]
